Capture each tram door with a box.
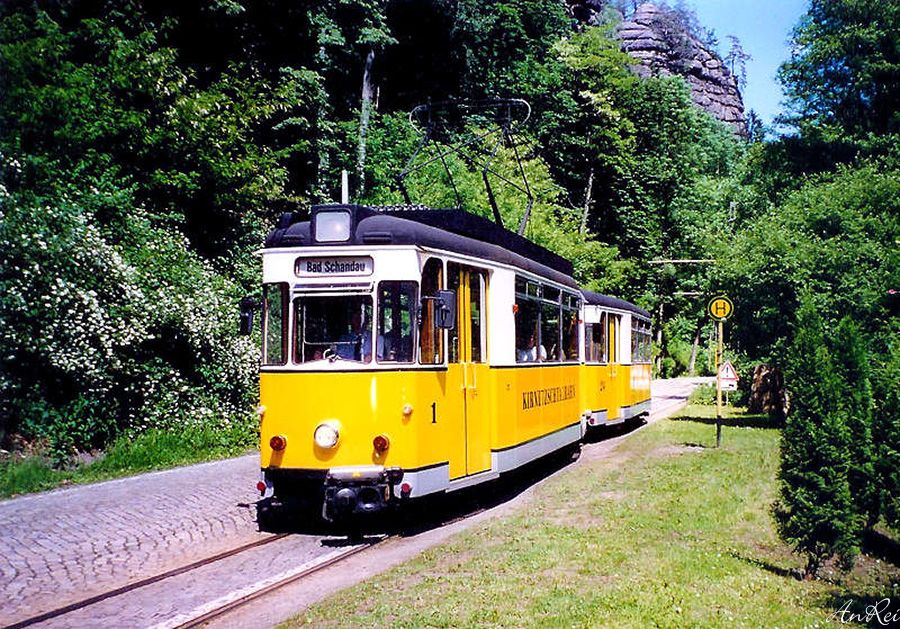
[609,313,621,414]
[448,263,491,478]
[609,314,619,376]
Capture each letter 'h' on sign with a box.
[708,295,734,321]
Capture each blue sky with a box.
[686,0,810,128]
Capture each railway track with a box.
[161,536,385,629]
[5,532,386,629]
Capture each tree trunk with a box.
[356,47,376,199]
[687,315,704,375]
[654,301,664,373]
[580,163,595,234]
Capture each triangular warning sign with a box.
[719,360,738,380]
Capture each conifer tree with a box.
[774,299,861,577]
[831,317,878,526]
[873,326,900,528]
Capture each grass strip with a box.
[0,424,256,498]
[293,406,900,628]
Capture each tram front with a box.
[242,205,453,522]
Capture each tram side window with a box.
[643,321,652,362]
[378,281,416,363]
[631,323,639,361]
[262,283,288,365]
[610,314,620,363]
[584,312,608,364]
[631,319,652,364]
[448,268,461,363]
[562,294,579,363]
[541,292,561,361]
[515,277,543,362]
[294,295,374,363]
[419,258,444,365]
[469,270,487,363]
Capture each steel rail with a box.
[170,536,387,629]
[4,533,291,629]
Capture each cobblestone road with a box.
[0,454,264,626]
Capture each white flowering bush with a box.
[0,152,260,459]
[0,10,323,462]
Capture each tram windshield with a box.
[292,281,418,365]
[294,296,374,363]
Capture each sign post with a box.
[708,296,734,448]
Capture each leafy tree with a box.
[0,5,294,454]
[724,35,750,90]
[0,173,258,458]
[716,160,900,362]
[831,318,878,527]
[452,0,570,107]
[779,0,900,138]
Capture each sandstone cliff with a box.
[566,1,747,135]
[618,3,746,135]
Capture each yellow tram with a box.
[244,203,651,521]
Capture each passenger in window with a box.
[517,332,546,362]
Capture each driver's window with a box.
[419,258,444,364]
[378,281,416,363]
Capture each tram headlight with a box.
[314,421,341,449]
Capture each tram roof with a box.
[265,204,579,289]
[581,289,651,319]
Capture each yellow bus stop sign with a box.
[708,295,734,321]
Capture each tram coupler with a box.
[322,465,404,521]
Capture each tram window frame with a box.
[292,294,375,364]
[377,281,417,364]
[584,311,608,364]
[541,295,561,362]
[561,293,580,363]
[469,270,487,364]
[631,318,652,364]
[643,321,651,363]
[609,314,620,364]
[644,320,652,362]
[262,283,288,366]
[448,268,461,363]
[631,321,638,362]
[419,258,445,365]
[515,277,541,363]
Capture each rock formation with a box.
[616,3,746,135]
[565,1,747,135]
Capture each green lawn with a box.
[291,407,899,628]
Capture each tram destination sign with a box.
[295,256,374,277]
